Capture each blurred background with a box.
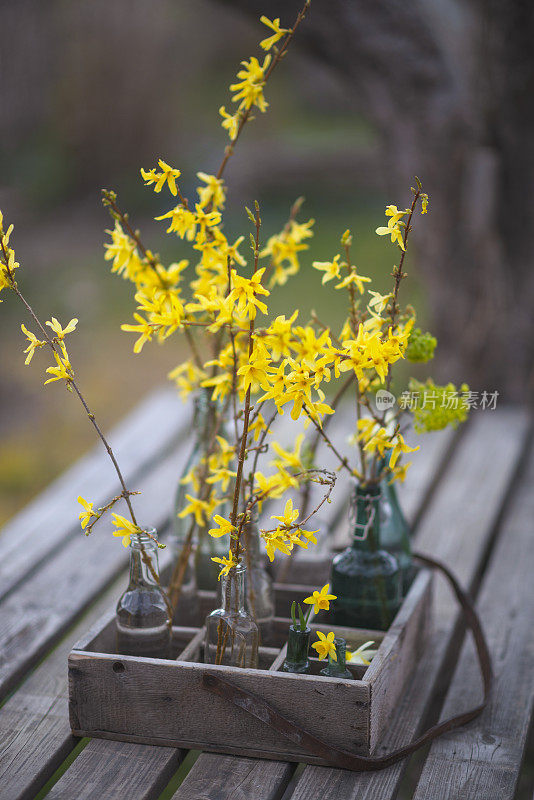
[1,0,531,524]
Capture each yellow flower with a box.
[141,159,181,196]
[335,271,371,294]
[44,349,73,385]
[271,497,299,528]
[156,205,197,239]
[230,55,271,112]
[121,314,155,354]
[389,434,420,469]
[21,324,45,365]
[313,255,341,284]
[312,631,337,661]
[219,105,241,140]
[178,493,217,526]
[45,317,78,340]
[259,16,290,50]
[347,640,376,666]
[196,172,226,211]
[363,426,393,458]
[229,267,270,320]
[367,290,392,314]
[376,223,405,250]
[206,468,237,492]
[208,515,236,539]
[212,550,237,580]
[111,513,139,548]
[385,205,408,226]
[303,583,337,615]
[271,433,304,470]
[78,495,96,530]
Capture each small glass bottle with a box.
[320,637,353,679]
[282,625,311,674]
[116,529,171,658]
[205,564,259,668]
[380,471,416,596]
[243,507,275,643]
[171,388,231,590]
[331,483,401,631]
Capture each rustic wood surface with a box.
[0,395,532,800]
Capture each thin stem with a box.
[215,0,311,182]
[302,403,353,476]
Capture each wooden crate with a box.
[68,563,432,765]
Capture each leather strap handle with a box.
[202,552,492,771]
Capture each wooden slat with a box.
[170,753,294,800]
[412,436,534,800]
[45,740,183,800]
[0,388,189,601]
[0,443,187,701]
[287,408,531,800]
[0,574,128,800]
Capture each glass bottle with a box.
[171,388,231,590]
[282,625,311,674]
[243,507,275,643]
[116,529,171,658]
[320,636,353,679]
[205,564,259,668]
[380,470,416,596]
[331,483,401,631]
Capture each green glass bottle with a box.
[320,636,353,679]
[282,625,311,674]
[331,483,401,631]
[380,469,416,596]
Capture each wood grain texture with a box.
[170,752,294,800]
[69,651,371,762]
[412,434,534,800]
[0,388,189,602]
[45,739,183,800]
[0,443,188,701]
[0,575,128,800]
[288,408,531,800]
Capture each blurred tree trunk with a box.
[221,0,534,401]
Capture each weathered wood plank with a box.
[287,408,531,800]
[0,388,189,601]
[170,753,294,800]
[45,739,183,800]
[412,435,534,800]
[0,443,187,701]
[0,574,128,800]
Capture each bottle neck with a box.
[332,637,348,670]
[129,533,160,588]
[350,484,382,550]
[219,565,246,614]
[242,508,261,561]
[194,388,220,447]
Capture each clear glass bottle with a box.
[116,529,171,658]
[205,564,259,668]
[243,507,275,644]
[331,483,401,631]
[282,625,311,674]
[380,471,416,596]
[171,388,231,590]
[320,636,353,679]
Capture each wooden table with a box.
[1,388,533,800]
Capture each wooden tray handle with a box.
[202,552,492,772]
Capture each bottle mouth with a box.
[130,526,158,548]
